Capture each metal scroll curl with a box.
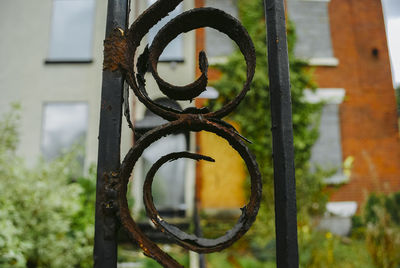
[116,0,261,267]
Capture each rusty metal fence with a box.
[94,0,298,267]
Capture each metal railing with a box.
[94,0,298,267]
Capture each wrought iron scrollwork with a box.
[108,0,262,266]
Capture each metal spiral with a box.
[113,0,262,266]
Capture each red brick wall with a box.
[195,0,400,206]
[315,0,400,203]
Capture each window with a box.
[134,99,190,217]
[205,0,238,61]
[142,134,187,211]
[287,0,338,66]
[41,102,88,169]
[304,89,347,184]
[47,0,96,62]
[147,0,184,62]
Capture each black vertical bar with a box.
[94,0,130,267]
[193,192,206,268]
[264,0,299,267]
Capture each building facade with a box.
[0,0,120,169]
[289,0,400,205]
[1,0,399,232]
[194,0,400,226]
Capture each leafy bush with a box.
[352,192,400,268]
[0,105,94,267]
[298,227,374,268]
[203,228,374,267]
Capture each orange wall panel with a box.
[197,124,247,209]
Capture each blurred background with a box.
[0,0,399,267]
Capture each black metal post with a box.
[264,0,299,267]
[94,1,130,267]
[193,188,206,268]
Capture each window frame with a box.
[147,0,185,63]
[41,101,89,170]
[304,88,348,185]
[45,0,96,64]
[133,99,192,219]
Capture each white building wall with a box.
[0,1,196,169]
[0,0,197,213]
[0,0,108,167]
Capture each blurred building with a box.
[0,0,111,169]
[0,0,202,227]
[288,0,400,198]
[1,0,399,237]
[195,0,400,235]
[289,0,400,234]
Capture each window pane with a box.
[41,102,88,164]
[147,0,183,61]
[287,0,334,58]
[310,104,345,183]
[48,0,95,61]
[205,0,238,58]
[142,134,187,210]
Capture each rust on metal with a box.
[107,0,262,267]
[103,28,128,71]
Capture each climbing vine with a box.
[210,0,327,249]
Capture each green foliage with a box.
[297,228,374,268]
[354,192,400,230]
[0,103,20,155]
[0,105,94,267]
[205,229,374,267]
[206,251,275,268]
[142,252,189,268]
[118,244,190,267]
[209,0,326,250]
[352,192,400,268]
